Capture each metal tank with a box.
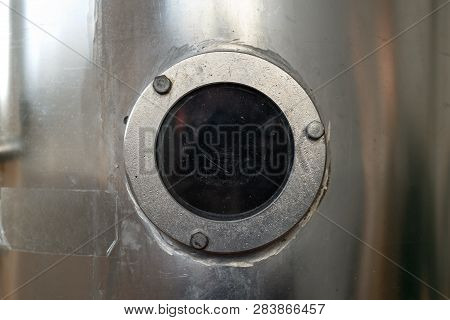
[0,0,449,299]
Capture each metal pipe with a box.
[0,0,22,159]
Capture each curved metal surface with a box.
[0,0,449,299]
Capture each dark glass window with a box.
[156,83,294,221]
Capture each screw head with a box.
[153,75,172,94]
[306,120,324,140]
[190,232,209,250]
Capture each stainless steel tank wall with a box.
[0,0,449,299]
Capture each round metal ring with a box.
[124,52,326,253]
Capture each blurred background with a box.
[0,0,448,299]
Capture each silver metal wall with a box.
[0,0,449,299]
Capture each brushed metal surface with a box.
[0,0,449,299]
[0,188,117,256]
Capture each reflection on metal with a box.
[0,0,449,299]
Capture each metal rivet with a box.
[190,232,209,250]
[153,75,172,94]
[306,120,324,140]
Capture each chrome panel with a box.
[0,0,448,299]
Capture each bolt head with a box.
[153,75,172,94]
[190,232,208,250]
[306,120,324,140]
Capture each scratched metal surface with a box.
[0,0,449,299]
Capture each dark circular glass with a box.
[156,83,294,221]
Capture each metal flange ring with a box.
[124,52,326,253]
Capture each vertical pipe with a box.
[0,0,22,159]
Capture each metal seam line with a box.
[0,170,195,299]
[0,0,448,299]
[1,212,134,300]
[4,169,447,299]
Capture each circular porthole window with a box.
[124,52,327,253]
[156,83,295,221]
